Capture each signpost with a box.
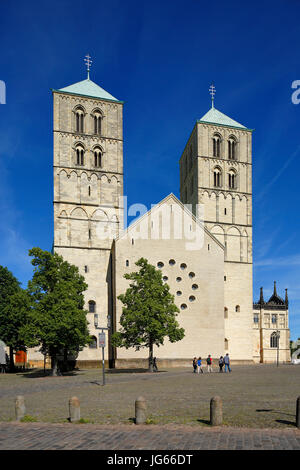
[98,332,106,386]
[94,314,109,386]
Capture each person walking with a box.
[219,356,224,372]
[224,353,231,373]
[197,357,203,374]
[153,357,158,372]
[206,355,213,373]
[192,357,197,373]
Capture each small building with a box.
[253,283,290,363]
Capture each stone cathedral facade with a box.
[28,73,291,367]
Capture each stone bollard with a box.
[210,396,222,426]
[135,396,147,425]
[15,396,26,421]
[69,396,80,423]
[296,397,300,429]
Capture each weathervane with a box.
[209,83,216,108]
[84,54,92,80]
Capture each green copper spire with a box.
[198,107,248,130]
[53,54,122,103]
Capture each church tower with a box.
[180,88,253,362]
[52,58,124,364]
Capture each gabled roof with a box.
[53,78,121,103]
[267,281,285,306]
[198,106,250,130]
[267,293,285,306]
[253,283,288,310]
[115,193,225,250]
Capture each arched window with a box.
[270,332,279,348]
[89,336,97,349]
[93,111,102,135]
[75,145,85,166]
[94,148,102,168]
[228,170,237,189]
[225,338,229,350]
[213,167,222,187]
[213,134,221,158]
[75,107,84,133]
[235,305,240,312]
[88,300,96,313]
[228,137,237,160]
[224,307,228,319]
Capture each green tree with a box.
[111,258,185,371]
[0,266,30,370]
[22,247,91,376]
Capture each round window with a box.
[176,277,182,282]
[189,272,195,278]
[180,303,187,310]
[180,263,187,270]
[177,291,182,296]
[169,259,176,266]
[192,284,198,290]
[157,262,164,268]
[163,276,168,281]
[189,295,196,302]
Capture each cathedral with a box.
[29,66,291,367]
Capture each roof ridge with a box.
[57,78,120,102]
[199,106,247,130]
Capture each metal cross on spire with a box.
[209,83,216,108]
[84,54,92,80]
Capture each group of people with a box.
[193,354,231,374]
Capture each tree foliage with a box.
[111,258,185,371]
[0,266,30,369]
[22,247,91,375]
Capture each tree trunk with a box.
[51,356,59,376]
[63,349,68,372]
[9,346,15,372]
[148,342,153,372]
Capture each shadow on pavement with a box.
[256,408,296,426]
[106,368,166,374]
[20,369,81,379]
[197,419,210,425]
[275,419,296,427]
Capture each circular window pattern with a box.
[189,295,196,302]
[180,263,187,270]
[180,303,187,310]
[192,284,198,290]
[189,272,195,278]
[176,277,182,282]
[157,262,164,268]
[176,291,182,296]
[163,276,168,282]
[169,259,176,266]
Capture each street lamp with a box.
[276,330,280,367]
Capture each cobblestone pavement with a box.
[0,422,300,450]
[1,364,300,428]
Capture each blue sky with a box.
[1,0,300,339]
